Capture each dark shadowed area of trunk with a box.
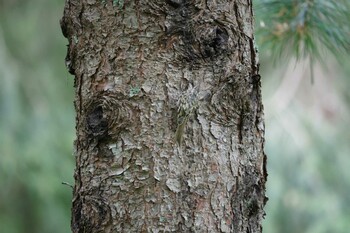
[61,0,267,232]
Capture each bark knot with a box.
[84,93,135,140]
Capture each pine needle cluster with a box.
[254,0,350,64]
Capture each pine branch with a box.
[254,0,350,64]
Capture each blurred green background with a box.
[0,0,349,233]
[0,1,74,232]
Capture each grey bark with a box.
[61,0,267,232]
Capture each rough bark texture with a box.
[61,0,267,232]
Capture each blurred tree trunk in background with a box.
[61,0,267,232]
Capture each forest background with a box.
[0,0,349,232]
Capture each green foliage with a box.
[254,0,350,64]
[255,2,350,231]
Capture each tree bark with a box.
[61,0,267,232]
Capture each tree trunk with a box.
[61,0,267,232]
